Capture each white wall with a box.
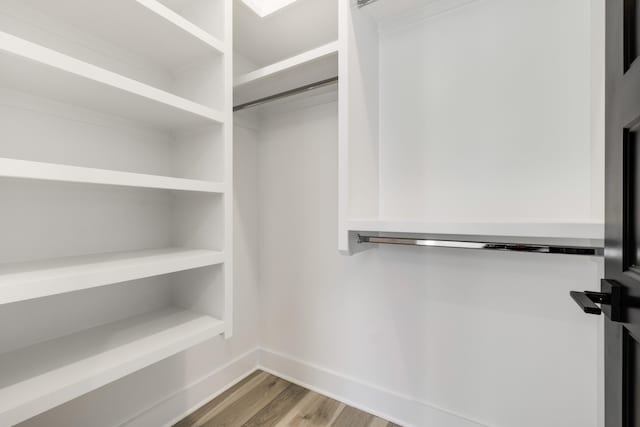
[377,0,597,223]
[257,101,602,427]
[17,123,261,427]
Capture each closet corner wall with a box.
[0,0,233,424]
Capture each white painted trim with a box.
[117,346,491,427]
[258,348,489,427]
[119,348,260,427]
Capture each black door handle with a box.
[570,291,609,315]
[570,279,623,322]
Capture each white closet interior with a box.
[0,0,605,426]
[0,0,232,424]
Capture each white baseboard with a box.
[119,346,488,427]
[120,348,260,427]
[258,348,488,427]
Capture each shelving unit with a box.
[339,0,604,253]
[234,41,338,106]
[18,0,225,69]
[0,31,224,129]
[0,248,224,305]
[0,308,225,426]
[0,158,225,193]
[0,0,233,422]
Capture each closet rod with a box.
[357,0,379,7]
[233,76,338,112]
[357,235,604,256]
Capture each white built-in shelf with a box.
[359,0,466,24]
[0,31,224,129]
[0,158,225,193]
[234,41,338,106]
[0,307,225,426]
[23,0,224,69]
[0,248,224,305]
[346,219,605,241]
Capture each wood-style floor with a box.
[174,370,401,427]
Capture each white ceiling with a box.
[240,0,300,17]
[234,0,338,68]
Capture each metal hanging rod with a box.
[357,0,379,7]
[357,234,604,257]
[233,76,339,112]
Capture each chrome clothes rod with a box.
[233,76,338,112]
[357,0,379,7]
[357,235,604,256]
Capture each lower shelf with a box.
[0,158,225,193]
[0,307,224,426]
[0,248,225,305]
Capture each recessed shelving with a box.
[21,0,224,69]
[0,307,225,426]
[0,31,225,129]
[0,158,225,193]
[0,248,224,305]
[0,0,232,420]
[234,41,338,105]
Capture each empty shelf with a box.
[22,0,224,69]
[0,308,224,426]
[0,158,225,193]
[0,248,224,305]
[234,41,338,105]
[0,31,224,129]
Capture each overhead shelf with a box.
[0,158,225,193]
[0,31,224,130]
[234,41,338,106]
[0,248,224,305]
[346,220,605,241]
[358,0,472,24]
[0,308,224,426]
[21,0,224,69]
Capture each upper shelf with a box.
[0,31,224,130]
[20,0,224,69]
[234,0,337,69]
[0,308,224,426]
[358,0,473,24]
[346,220,605,241]
[0,248,224,305]
[0,158,225,194]
[234,41,338,106]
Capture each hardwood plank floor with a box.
[174,371,401,427]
